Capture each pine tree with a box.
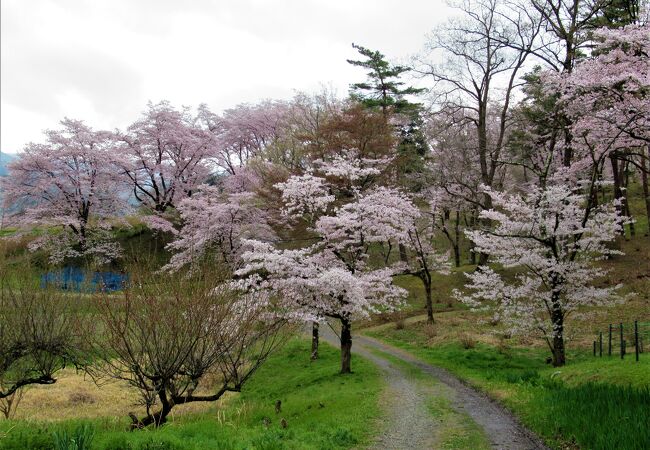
[347,44,428,189]
[347,43,424,118]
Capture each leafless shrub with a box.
[423,323,437,340]
[88,267,289,428]
[0,387,24,419]
[0,269,86,407]
[68,390,96,406]
[459,333,477,349]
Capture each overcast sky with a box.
[1,0,454,154]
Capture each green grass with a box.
[0,339,383,450]
[366,325,650,449]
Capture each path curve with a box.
[321,325,549,450]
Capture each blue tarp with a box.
[41,267,128,292]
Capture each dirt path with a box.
[334,332,440,449]
[321,325,549,450]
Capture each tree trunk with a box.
[478,251,490,266]
[468,210,478,265]
[550,292,566,367]
[134,392,174,428]
[610,155,625,235]
[311,322,319,361]
[424,279,434,324]
[623,161,635,237]
[340,318,352,374]
[453,210,461,267]
[641,146,650,235]
[552,332,566,367]
[398,243,408,263]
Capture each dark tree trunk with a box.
[340,318,352,374]
[467,210,478,265]
[478,251,490,266]
[641,146,650,235]
[134,392,174,428]
[453,210,461,267]
[552,332,566,367]
[311,322,319,361]
[623,161,635,237]
[131,384,233,429]
[398,243,408,263]
[610,155,625,235]
[424,279,434,324]
[550,290,566,367]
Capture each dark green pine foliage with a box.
[347,43,424,117]
[587,0,641,28]
[347,43,428,189]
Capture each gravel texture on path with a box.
[321,324,549,450]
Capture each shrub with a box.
[0,271,87,413]
[88,267,289,428]
[423,323,437,340]
[458,333,476,349]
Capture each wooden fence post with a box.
[599,332,603,357]
[608,324,612,356]
[620,322,624,359]
[635,321,639,362]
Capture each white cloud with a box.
[0,0,453,153]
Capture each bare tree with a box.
[0,272,86,402]
[88,268,288,428]
[415,0,540,263]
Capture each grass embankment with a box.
[0,339,383,450]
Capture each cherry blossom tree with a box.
[551,25,650,228]
[116,101,215,218]
[201,101,291,175]
[163,182,276,272]
[1,119,124,264]
[459,184,625,366]
[398,195,452,324]
[237,154,418,373]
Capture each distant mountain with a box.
[0,152,17,177]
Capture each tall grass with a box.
[53,424,95,450]
[537,383,650,450]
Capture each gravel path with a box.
[329,330,439,449]
[320,324,549,450]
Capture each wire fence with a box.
[592,320,650,362]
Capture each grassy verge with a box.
[0,339,383,450]
[366,321,650,450]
